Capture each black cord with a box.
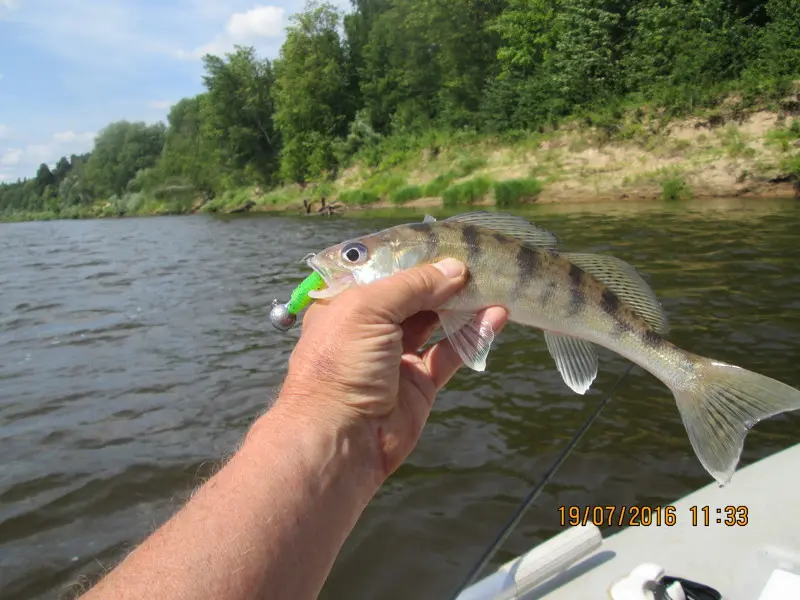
[448,362,636,600]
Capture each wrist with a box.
[244,390,385,505]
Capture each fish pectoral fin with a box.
[437,309,496,372]
[443,211,559,249]
[543,332,598,395]
[562,252,669,335]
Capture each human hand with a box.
[277,258,508,481]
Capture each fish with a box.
[304,211,800,485]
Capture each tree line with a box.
[2,0,798,217]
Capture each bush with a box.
[455,155,488,177]
[391,185,422,205]
[422,171,458,196]
[442,177,492,207]
[361,172,406,198]
[660,176,693,201]
[493,178,543,207]
[338,189,379,205]
[765,119,800,152]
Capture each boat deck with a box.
[463,443,800,599]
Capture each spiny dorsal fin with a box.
[563,252,669,335]
[444,211,559,249]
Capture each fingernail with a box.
[434,258,465,278]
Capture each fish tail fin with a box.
[671,355,800,486]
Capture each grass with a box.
[454,155,488,177]
[391,184,422,205]
[660,175,693,201]
[720,124,756,158]
[422,171,459,196]
[361,171,407,198]
[493,177,543,207]
[338,189,379,205]
[441,176,492,207]
[765,119,800,152]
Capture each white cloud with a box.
[1,148,23,166]
[178,5,286,60]
[0,124,9,139]
[52,130,95,144]
[0,173,13,182]
[148,100,173,110]
[0,131,95,180]
[0,0,20,19]
[228,6,284,38]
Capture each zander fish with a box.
[304,211,800,485]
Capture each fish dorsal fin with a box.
[444,211,559,249]
[543,332,598,395]
[423,214,437,223]
[563,252,670,335]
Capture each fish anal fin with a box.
[544,331,598,395]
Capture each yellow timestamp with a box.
[690,505,749,526]
[558,505,678,527]
[557,505,750,527]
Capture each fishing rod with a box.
[447,362,636,600]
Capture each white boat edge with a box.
[456,442,800,600]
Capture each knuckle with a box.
[403,265,438,293]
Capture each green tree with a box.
[35,163,56,197]
[274,1,354,183]
[157,95,226,197]
[201,46,280,185]
[84,121,166,197]
[358,0,503,132]
[622,0,750,109]
[757,0,800,78]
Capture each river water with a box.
[2,198,800,599]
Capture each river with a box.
[2,198,800,599]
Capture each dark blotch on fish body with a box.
[567,263,586,316]
[601,288,620,316]
[540,281,558,307]
[408,222,439,257]
[642,329,664,348]
[462,225,481,264]
[513,245,540,296]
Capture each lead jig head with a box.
[270,299,297,331]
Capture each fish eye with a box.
[341,242,368,264]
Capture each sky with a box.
[0,0,351,183]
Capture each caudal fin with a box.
[672,357,800,486]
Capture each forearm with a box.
[84,396,381,600]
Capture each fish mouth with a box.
[305,255,353,300]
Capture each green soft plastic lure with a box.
[269,271,326,331]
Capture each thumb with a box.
[363,258,467,324]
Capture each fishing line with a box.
[448,362,636,600]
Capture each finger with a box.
[362,259,467,324]
[422,306,509,389]
[401,311,440,353]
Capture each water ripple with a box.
[1,201,800,599]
